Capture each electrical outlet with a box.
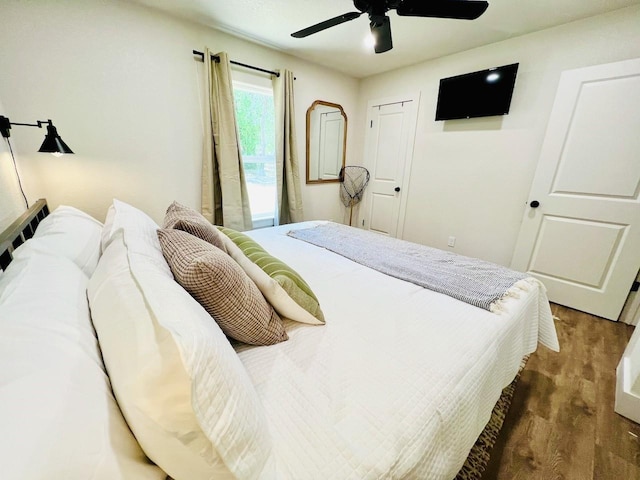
[448,236,456,247]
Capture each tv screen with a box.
[435,63,519,121]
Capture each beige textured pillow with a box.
[163,201,226,252]
[158,229,287,345]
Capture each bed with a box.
[0,199,559,480]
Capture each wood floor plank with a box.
[484,304,639,480]
[594,353,640,469]
[594,444,640,480]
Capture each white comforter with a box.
[236,222,559,480]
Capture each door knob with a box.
[394,186,401,192]
[530,200,540,208]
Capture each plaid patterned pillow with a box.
[157,229,287,346]
[163,201,226,252]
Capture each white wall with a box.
[2,1,639,250]
[0,98,27,231]
[0,0,359,224]
[355,5,640,266]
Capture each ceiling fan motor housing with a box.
[354,0,402,14]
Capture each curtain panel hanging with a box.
[201,49,253,231]
[272,70,303,225]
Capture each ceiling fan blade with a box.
[291,11,363,38]
[396,0,489,20]
[370,16,392,54]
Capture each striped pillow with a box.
[163,201,226,252]
[157,229,287,346]
[217,226,325,325]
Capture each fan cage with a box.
[339,166,370,225]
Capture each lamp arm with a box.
[0,116,54,138]
[10,121,50,128]
[8,121,40,128]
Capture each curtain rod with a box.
[192,50,280,78]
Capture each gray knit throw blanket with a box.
[288,223,529,312]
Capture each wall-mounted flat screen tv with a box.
[435,63,519,121]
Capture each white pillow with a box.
[100,203,116,253]
[11,205,102,277]
[0,251,165,480]
[100,199,172,277]
[88,204,275,480]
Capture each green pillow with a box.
[217,226,325,325]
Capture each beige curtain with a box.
[272,70,303,225]
[201,49,252,231]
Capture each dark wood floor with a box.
[484,304,640,480]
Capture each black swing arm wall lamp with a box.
[0,115,74,208]
[0,115,74,156]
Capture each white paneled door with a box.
[512,58,640,320]
[363,94,419,237]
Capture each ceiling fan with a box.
[291,0,489,54]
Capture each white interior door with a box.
[511,58,640,320]
[363,94,419,237]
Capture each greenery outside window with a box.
[233,81,276,228]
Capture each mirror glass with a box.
[306,100,347,184]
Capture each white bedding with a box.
[236,222,559,479]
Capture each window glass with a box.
[233,82,276,227]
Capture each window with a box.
[233,82,276,228]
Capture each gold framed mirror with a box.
[306,100,347,184]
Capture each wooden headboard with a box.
[0,199,49,272]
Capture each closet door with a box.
[363,93,419,238]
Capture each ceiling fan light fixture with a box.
[364,32,376,50]
[370,15,392,54]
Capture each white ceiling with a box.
[133,0,640,78]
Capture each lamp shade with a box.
[38,123,74,155]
